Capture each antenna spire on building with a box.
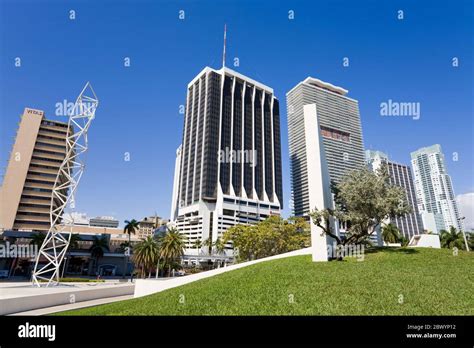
[222,24,227,68]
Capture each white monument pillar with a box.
[303,104,335,262]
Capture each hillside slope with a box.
[58,247,473,315]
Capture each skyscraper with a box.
[366,150,424,239]
[170,66,283,257]
[286,77,365,261]
[411,144,462,233]
[286,77,365,217]
[0,108,70,232]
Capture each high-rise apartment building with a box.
[411,144,461,233]
[366,150,424,239]
[286,77,365,217]
[286,77,365,261]
[0,108,70,232]
[171,66,283,256]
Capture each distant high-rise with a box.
[411,144,462,233]
[366,150,424,239]
[170,66,283,257]
[0,108,70,232]
[286,77,365,217]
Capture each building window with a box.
[320,126,350,143]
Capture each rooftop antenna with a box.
[222,24,227,68]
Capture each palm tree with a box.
[89,235,110,276]
[30,232,46,247]
[213,237,225,256]
[192,238,202,256]
[124,219,139,243]
[63,233,82,277]
[117,241,131,254]
[399,236,409,247]
[133,236,160,278]
[382,223,400,244]
[440,226,466,250]
[203,238,213,255]
[159,228,186,277]
[68,233,82,249]
[123,219,139,278]
[154,235,163,278]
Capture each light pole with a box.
[459,217,469,252]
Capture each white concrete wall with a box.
[409,234,441,248]
[0,283,134,315]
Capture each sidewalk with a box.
[10,294,133,315]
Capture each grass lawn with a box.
[57,247,473,315]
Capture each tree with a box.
[159,228,187,276]
[133,236,160,278]
[117,241,131,254]
[202,238,213,255]
[30,232,46,247]
[309,165,410,248]
[123,219,139,278]
[223,216,310,262]
[213,237,226,256]
[124,219,139,243]
[63,233,82,276]
[468,233,474,250]
[399,236,409,247]
[382,223,401,244]
[89,235,110,275]
[440,226,466,250]
[192,238,203,256]
[68,233,82,249]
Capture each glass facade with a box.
[178,68,283,208]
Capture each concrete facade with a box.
[171,67,283,257]
[0,108,70,232]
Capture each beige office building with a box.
[137,215,168,239]
[0,108,70,232]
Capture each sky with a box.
[1,0,473,228]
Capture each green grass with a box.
[57,247,473,315]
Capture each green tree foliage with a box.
[123,219,140,278]
[123,219,139,243]
[213,237,226,255]
[133,236,160,278]
[159,228,187,276]
[68,233,82,249]
[309,165,411,246]
[382,223,401,244]
[30,232,46,247]
[440,226,467,250]
[89,235,110,274]
[222,216,310,262]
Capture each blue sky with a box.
[1,0,473,226]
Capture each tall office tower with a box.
[170,145,182,222]
[411,144,462,234]
[170,66,283,257]
[365,150,424,239]
[0,108,70,232]
[286,77,365,217]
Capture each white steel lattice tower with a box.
[32,82,98,287]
